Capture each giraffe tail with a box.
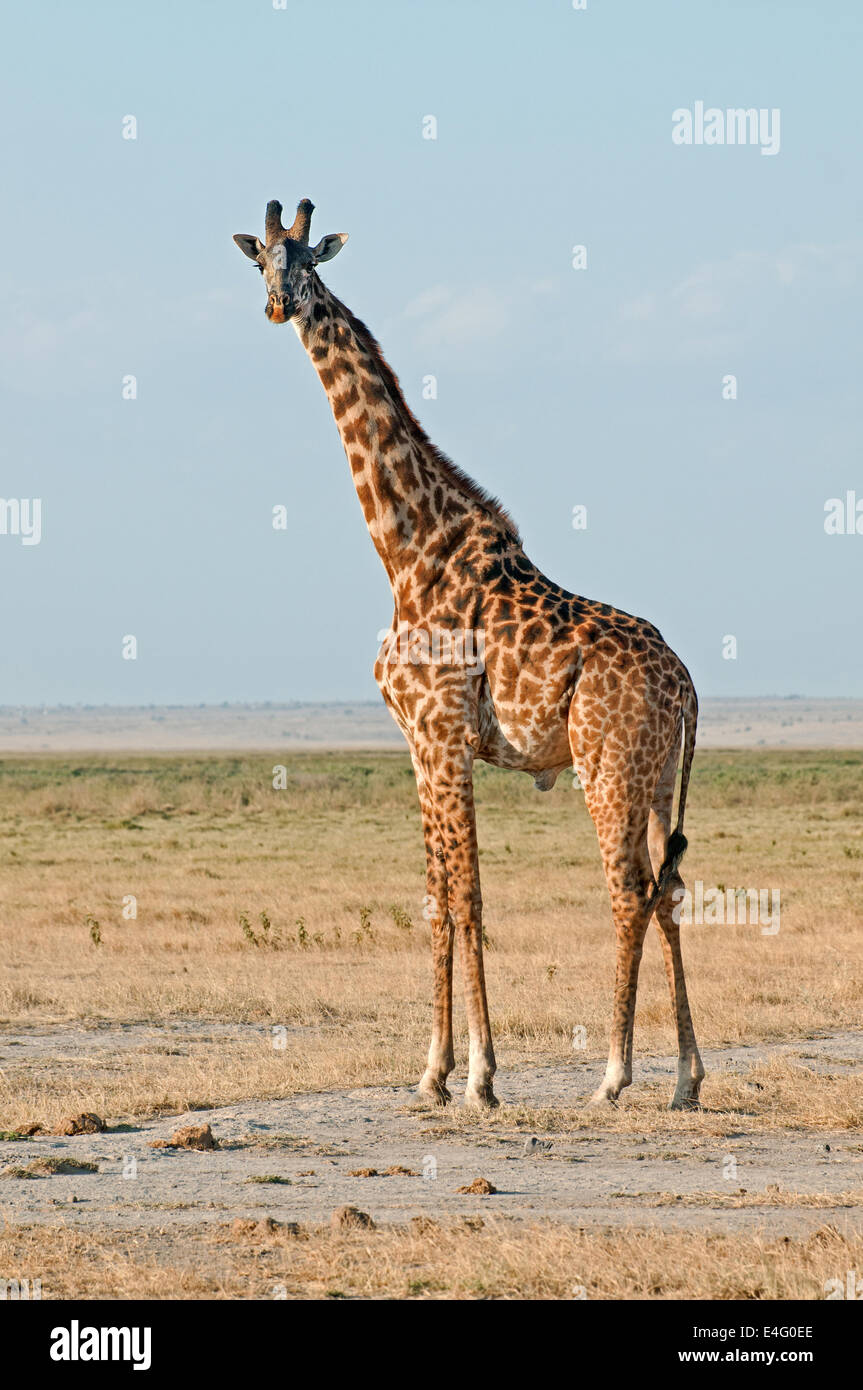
[647,682,698,912]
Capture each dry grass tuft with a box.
[148,1124,216,1151]
[330,1206,375,1232]
[456,1177,498,1195]
[1,1156,98,1179]
[56,1113,105,1136]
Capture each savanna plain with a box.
[1,748,861,1299]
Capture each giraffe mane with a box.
[332,296,522,545]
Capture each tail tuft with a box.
[646,829,689,915]
[658,829,688,893]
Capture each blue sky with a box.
[1,0,861,703]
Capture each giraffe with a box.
[233,197,705,1111]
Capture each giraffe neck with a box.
[293,279,518,599]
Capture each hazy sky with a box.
[1,0,861,704]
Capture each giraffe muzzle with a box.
[266,293,293,325]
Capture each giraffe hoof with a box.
[588,1086,621,1107]
[588,1064,630,1107]
[668,1092,702,1111]
[414,1078,452,1107]
[464,1084,499,1110]
[669,1071,704,1110]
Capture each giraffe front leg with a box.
[440,761,498,1110]
[456,914,498,1109]
[417,887,455,1105]
[412,760,455,1105]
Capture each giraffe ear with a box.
[310,233,348,264]
[233,233,264,261]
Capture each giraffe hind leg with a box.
[586,816,654,1105]
[648,742,705,1109]
[573,707,686,1107]
[572,723,655,1106]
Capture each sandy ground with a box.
[2,698,863,752]
[2,1025,861,1238]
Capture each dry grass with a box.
[1,749,862,1302]
[0,749,861,1131]
[0,1217,860,1300]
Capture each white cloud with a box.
[402,283,509,349]
[612,241,863,362]
[404,285,453,319]
[618,292,657,323]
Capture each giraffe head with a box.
[233,198,348,324]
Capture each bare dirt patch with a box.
[1,1026,860,1239]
